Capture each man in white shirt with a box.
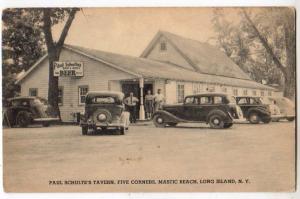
[154,89,165,111]
[124,92,139,123]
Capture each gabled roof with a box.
[140,31,251,80]
[16,44,275,91]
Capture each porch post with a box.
[139,77,145,120]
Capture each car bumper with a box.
[81,122,125,128]
[33,117,60,122]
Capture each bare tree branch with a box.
[56,8,78,49]
[242,9,287,77]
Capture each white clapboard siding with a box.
[20,48,136,122]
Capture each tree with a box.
[212,8,295,98]
[2,8,79,117]
[42,8,79,118]
[241,8,295,98]
[2,9,45,103]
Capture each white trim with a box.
[15,54,48,84]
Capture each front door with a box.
[121,82,153,119]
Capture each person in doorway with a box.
[124,92,139,123]
[154,89,165,111]
[145,90,154,119]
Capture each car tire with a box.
[153,114,166,128]
[82,126,88,135]
[120,127,125,135]
[248,112,260,124]
[16,111,31,127]
[224,123,233,128]
[42,123,50,127]
[287,117,295,122]
[167,122,177,127]
[262,117,271,123]
[208,114,225,129]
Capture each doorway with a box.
[122,82,153,119]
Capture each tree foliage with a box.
[212,8,295,98]
[2,9,45,103]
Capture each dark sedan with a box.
[4,96,59,127]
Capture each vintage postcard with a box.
[2,7,296,192]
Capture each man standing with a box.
[145,90,154,119]
[154,89,165,111]
[124,92,139,123]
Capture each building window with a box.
[222,86,227,93]
[252,90,257,96]
[261,91,265,97]
[233,88,238,96]
[29,88,38,96]
[78,86,89,105]
[192,83,203,94]
[268,91,272,96]
[160,41,167,51]
[58,86,63,106]
[243,89,248,96]
[177,84,185,103]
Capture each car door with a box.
[182,96,197,120]
[198,96,213,121]
[236,97,249,116]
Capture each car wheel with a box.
[248,112,260,124]
[167,122,177,127]
[120,127,125,135]
[208,114,225,129]
[287,117,295,122]
[82,126,88,135]
[42,123,50,127]
[16,111,31,127]
[262,117,271,123]
[153,114,166,128]
[224,123,233,128]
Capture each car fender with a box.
[206,109,232,123]
[247,107,270,117]
[152,110,186,123]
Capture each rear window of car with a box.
[214,96,223,104]
[91,96,116,104]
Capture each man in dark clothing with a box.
[124,92,139,123]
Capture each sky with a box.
[52,8,221,57]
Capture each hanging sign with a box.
[53,62,84,77]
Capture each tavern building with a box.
[16,31,276,122]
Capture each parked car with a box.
[4,96,59,127]
[267,97,295,122]
[235,96,271,124]
[80,91,130,135]
[152,93,244,129]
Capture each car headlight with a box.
[97,113,107,121]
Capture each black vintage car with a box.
[4,96,59,127]
[235,96,271,124]
[152,93,244,129]
[80,91,130,135]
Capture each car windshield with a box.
[90,96,116,104]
